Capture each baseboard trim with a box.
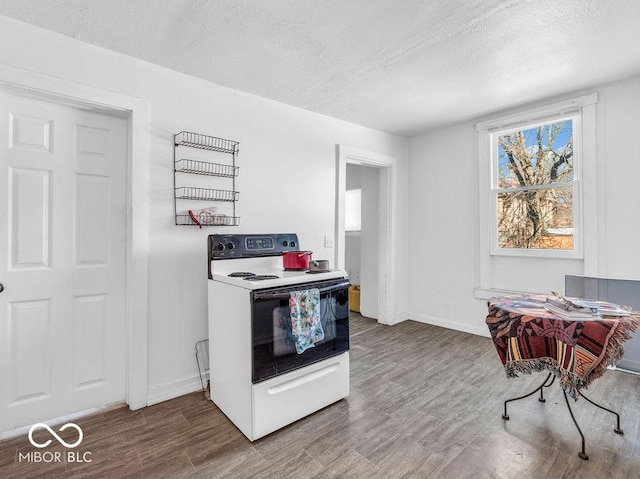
[390,311,409,326]
[0,402,126,440]
[146,373,209,406]
[615,363,640,376]
[407,312,491,338]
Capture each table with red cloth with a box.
[486,294,640,399]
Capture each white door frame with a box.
[335,145,397,325]
[0,64,150,410]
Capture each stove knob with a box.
[216,243,225,251]
[290,241,296,247]
[282,241,289,247]
[227,242,235,250]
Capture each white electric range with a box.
[207,233,350,441]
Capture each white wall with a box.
[597,78,640,276]
[407,123,484,334]
[345,235,361,283]
[346,163,363,190]
[0,15,408,404]
[407,75,640,337]
[359,166,380,319]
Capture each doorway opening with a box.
[335,145,397,325]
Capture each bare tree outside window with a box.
[494,119,574,249]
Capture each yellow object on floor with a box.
[349,285,360,312]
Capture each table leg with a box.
[563,391,589,460]
[502,378,625,460]
[577,391,624,435]
[502,373,553,420]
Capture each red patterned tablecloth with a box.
[486,295,640,398]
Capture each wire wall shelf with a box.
[175,187,239,202]
[175,131,239,154]
[173,131,239,226]
[176,214,240,227]
[175,159,239,178]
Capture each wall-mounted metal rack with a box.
[175,187,239,202]
[175,131,238,153]
[174,159,239,178]
[173,131,240,227]
[175,213,239,226]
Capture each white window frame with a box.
[476,94,598,260]
[489,112,582,258]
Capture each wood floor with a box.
[2,313,639,478]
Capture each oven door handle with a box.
[253,280,350,301]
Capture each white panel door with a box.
[0,92,127,432]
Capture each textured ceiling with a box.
[1,0,640,136]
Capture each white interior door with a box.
[0,92,127,432]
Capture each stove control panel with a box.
[246,237,274,250]
[208,233,300,261]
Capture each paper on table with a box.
[547,292,631,318]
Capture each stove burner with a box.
[243,275,279,281]
[228,272,255,277]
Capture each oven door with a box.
[251,278,350,383]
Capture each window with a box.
[475,94,597,298]
[491,115,579,253]
[345,188,361,232]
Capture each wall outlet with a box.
[324,235,334,248]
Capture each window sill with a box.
[490,246,583,259]
[474,286,538,300]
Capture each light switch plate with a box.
[324,235,334,248]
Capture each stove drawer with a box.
[252,352,349,440]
